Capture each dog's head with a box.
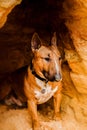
[31,32,62,82]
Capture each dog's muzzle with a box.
[55,73,62,82]
[43,71,62,82]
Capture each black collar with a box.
[30,62,48,83]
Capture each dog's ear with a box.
[51,32,57,47]
[31,33,41,52]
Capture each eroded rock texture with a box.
[62,0,87,127]
[0,0,87,130]
[0,0,21,28]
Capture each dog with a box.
[0,32,62,130]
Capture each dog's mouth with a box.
[43,70,62,82]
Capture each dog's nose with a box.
[55,73,62,81]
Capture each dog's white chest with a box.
[34,78,58,104]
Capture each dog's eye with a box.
[44,57,50,62]
[59,56,62,61]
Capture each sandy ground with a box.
[0,104,86,130]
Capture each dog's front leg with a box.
[53,93,62,120]
[27,100,40,130]
[53,82,62,121]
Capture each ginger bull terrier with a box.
[0,32,62,130]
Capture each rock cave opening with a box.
[0,0,87,130]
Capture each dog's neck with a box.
[30,62,48,83]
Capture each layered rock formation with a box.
[0,0,87,130]
[62,0,87,127]
[0,0,21,28]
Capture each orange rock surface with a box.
[0,0,87,130]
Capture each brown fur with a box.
[0,33,62,130]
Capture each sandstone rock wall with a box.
[62,0,87,125]
[0,0,87,129]
[0,0,21,28]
